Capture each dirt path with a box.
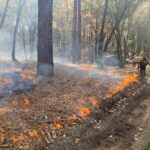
[131,96,150,150]
[48,82,150,150]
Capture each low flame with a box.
[23,98,31,105]
[10,130,39,143]
[10,135,18,142]
[0,77,12,84]
[55,122,63,129]
[79,106,90,117]
[20,71,34,80]
[20,70,36,84]
[10,133,29,142]
[30,130,39,137]
[89,97,100,108]
[104,74,138,99]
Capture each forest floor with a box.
[0,61,150,150]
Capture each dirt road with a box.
[48,81,150,150]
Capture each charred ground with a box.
[0,62,150,150]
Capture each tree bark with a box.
[97,0,109,69]
[29,21,36,59]
[72,0,78,63]
[0,0,10,29]
[76,0,82,63]
[21,27,27,60]
[12,0,26,61]
[94,18,98,63]
[104,0,129,52]
[37,0,54,77]
[115,27,124,68]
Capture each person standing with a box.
[139,55,149,76]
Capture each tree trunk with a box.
[12,0,26,61]
[37,0,54,77]
[72,0,78,64]
[104,0,129,52]
[97,0,109,69]
[0,0,10,29]
[21,27,27,60]
[94,18,98,63]
[76,0,82,63]
[29,22,36,59]
[116,34,124,68]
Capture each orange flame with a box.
[30,130,39,137]
[0,77,12,84]
[55,122,63,129]
[79,106,90,117]
[89,97,100,108]
[20,71,36,84]
[23,98,31,105]
[20,71,34,80]
[10,133,29,142]
[11,130,39,143]
[104,74,138,99]
[10,135,18,142]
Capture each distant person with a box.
[138,55,149,76]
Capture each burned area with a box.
[1,61,150,150]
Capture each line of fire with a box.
[0,0,150,150]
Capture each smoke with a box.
[0,0,38,61]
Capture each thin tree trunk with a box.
[104,0,129,52]
[29,22,36,59]
[21,27,27,60]
[72,0,78,63]
[94,18,98,62]
[76,0,82,63]
[0,0,10,29]
[97,0,109,69]
[12,0,26,61]
[115,27,124,68]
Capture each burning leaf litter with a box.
[0,61,36,98]
[0,63,139,149]
[54,122,63,129]
[79,106,91,117]
[89,97,100,108]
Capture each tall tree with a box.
[76,0,82,63]
[37,0,54,77]
[97,0,109,69]
[0,0,10,29]
[12,0,26,61]
[72,0,78,63]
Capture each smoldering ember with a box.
[0,1,150,150]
